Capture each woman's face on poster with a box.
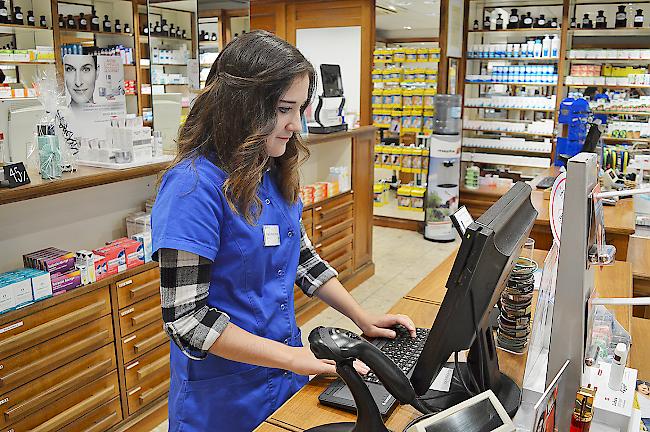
[64,55,96,105]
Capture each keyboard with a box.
[319,326,430,415]
[536,175,557,190]
[362,327,430,384]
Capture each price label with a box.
[2,162,30,188]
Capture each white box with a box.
[0,281,15,313]
[30,271,52,300]
[9,277,33,307]
[586,363,637,432]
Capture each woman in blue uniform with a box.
[152,30,416,432]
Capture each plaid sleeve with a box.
[158,248,230,360]
[295,221,338,297]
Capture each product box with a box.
[23,248,76,275]
[0,272,33,309]
[25,269,53,300]
[586,363,637,431]
[132,232,152,263]
[93,244,127,278]
[0,280,15,314]
[108,237,145,269]
[50,269,81,293]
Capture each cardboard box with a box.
[50,269,81,293]
[107,237,144,269]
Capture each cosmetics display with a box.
[466,65,558,84]
[569,48,650,59]
[570,386,596,432]
[59,44,134,65]
[465,95,556,110]
[298,166,350,206]
[151,46,190,64]
[590,95,650,114]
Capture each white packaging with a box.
[551,36,560,58]
[586,363,637,432]
[0,281,15,313]
[11,277,33,307]
[29,271,53,300]
[542,36,551,58]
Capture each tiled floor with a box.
[150,226,458,432]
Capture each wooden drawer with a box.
[329,249,353,271]
[0,344,116,429]
[0,315,114,393]
[302,209,313,227]
[5,370,119,432]
[336,258,354,281]
[125,343,170,390]
[116,267,160,309]
[293,286,311,312]
[58,397,122,432]
[316,227,354,261]
[119,294,162,337]
[312,209,353,244]
[121,320,168,364]
[126,365,170,415]
[313,193,353,225]
[0,287,111,361]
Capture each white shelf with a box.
[461,151,551,168]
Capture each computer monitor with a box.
[410,181,538,417]
[320,64,344,98]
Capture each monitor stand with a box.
[419,324,521,418]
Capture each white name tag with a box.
[263,225,281,247]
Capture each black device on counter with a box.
[319,182,538,418]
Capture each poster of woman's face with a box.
[639,381,650,398]
[64,55,97,107]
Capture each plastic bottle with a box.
[551,35,560,58]
[526,40,534,58]
[542,35,551,58]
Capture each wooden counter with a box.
[460,171,636,260]
[255,248,633,432]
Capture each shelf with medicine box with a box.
[602,136,650,143]
[466,57,560,62]
[464,106,556,112]
[569,28,650,37]
[465,80,558,86]
[594,110,650,116]
[463,128,555,138]
[59,28,134,38]
[140,34,192,43]
[468,29,561,35]
[462,145,553,157]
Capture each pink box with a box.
[50,269,81,292]
[107,238,144,269]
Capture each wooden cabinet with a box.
[116,267,160,308]
[125,343,170,390]
[119,294,164,337]
[57,397,122,432]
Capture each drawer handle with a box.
[30,385,115,432]
[314,225,322,230]
[0,301,107,362]
[315,206,323,211]
[129,280,159,300]
[314,243,322,249]
[0,330,111,389]
[86,410,119,432]
[4,358,113,421]
[320,234,353,257]
[134,331,167,354]
[137,356,169,381]
[131,308,161,327]
[139,378,170,406]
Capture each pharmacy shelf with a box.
[602,136,650,143]
[567,83,650,89]
[463,128,555,138]
[465,81,558,86]
[0,23,52,33]
[0,60,54,65]
[151,63,188,66]
[199,41,220,48]
[568,58,650,64]
[467,57,559,62]
[141,34,192,43]
[569,28,650,37]
[200,63,213,67]
[60,29,133,37]
[469,28,561,36]
[462,145,552,157]
[461,151,551,168]
[593,110,650,117]
[464,105,555,112]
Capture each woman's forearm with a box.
[209,322,293,368]
[313,277,366,326]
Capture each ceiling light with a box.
[404,26,413,30]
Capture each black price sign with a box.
[2,162,30,188]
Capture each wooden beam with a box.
[437,0,450,93]
[199,9,222,19]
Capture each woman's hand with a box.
[288,346,370,376]
[355,312,417,339]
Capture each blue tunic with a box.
[152,156,308,431]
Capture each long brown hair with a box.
[166,30,316,224]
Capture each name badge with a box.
[263,225,281,247]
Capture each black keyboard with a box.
[536,175,557,189]
[362,327,430,384]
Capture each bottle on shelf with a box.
[142,22,149,35]
[522,12,533,28]
[169,23,175,37]
[635,9,644,28]
[203,30,209,41]
[595,10,607,29]
[154,21,161,35]
[66,14,75,29]
[570,17,577,28]
[176,27,182,38]
[472,19,479,31]
[199,29,205,40]
[535,14,546,28]
[615,5,627,28]
[58,13,64,28]
[91,9,99,31]
[26,10,35,26]
[149,23,154,35]
[181,29,186,39]
[124,23,130,33]
[0,1,8,24]
[102,15,111,32]
[542,35,551,57]
[533,39,542,57]
[496,13,504,29]
[483,14,490,30]
[161,19,169,36]
[508,8,519,29]
[211,32,217,41]
[551,35,560,57]
[550,18,559,28]
[78,12,88,30]
[114,19,121,33]
[582,13,593,29]
[39,15,46,28]
[14,7,23,25]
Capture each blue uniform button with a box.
[280,303,287,311]
[265,198,271,205]
[284,338,289,344]
[277,269,284,277]
[288,230,294,238]
[284,371,290,377]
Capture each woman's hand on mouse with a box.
[355,312,417,339]
[288,346,370,376]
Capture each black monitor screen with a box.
[321,64,344,97]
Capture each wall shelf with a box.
[467,57,559,62]
[464,106,555,112]
[567,84,650,89]
[60,29,134,37]
[0,60,54,65]
[463,128,555,138]
[593,111,650,117]
[140,34,192,43]
[469,28,561,35]
[465,81,558,86]
[602,136,650,143]
[569,28,650,37]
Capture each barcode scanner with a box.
[306,327,431,432]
